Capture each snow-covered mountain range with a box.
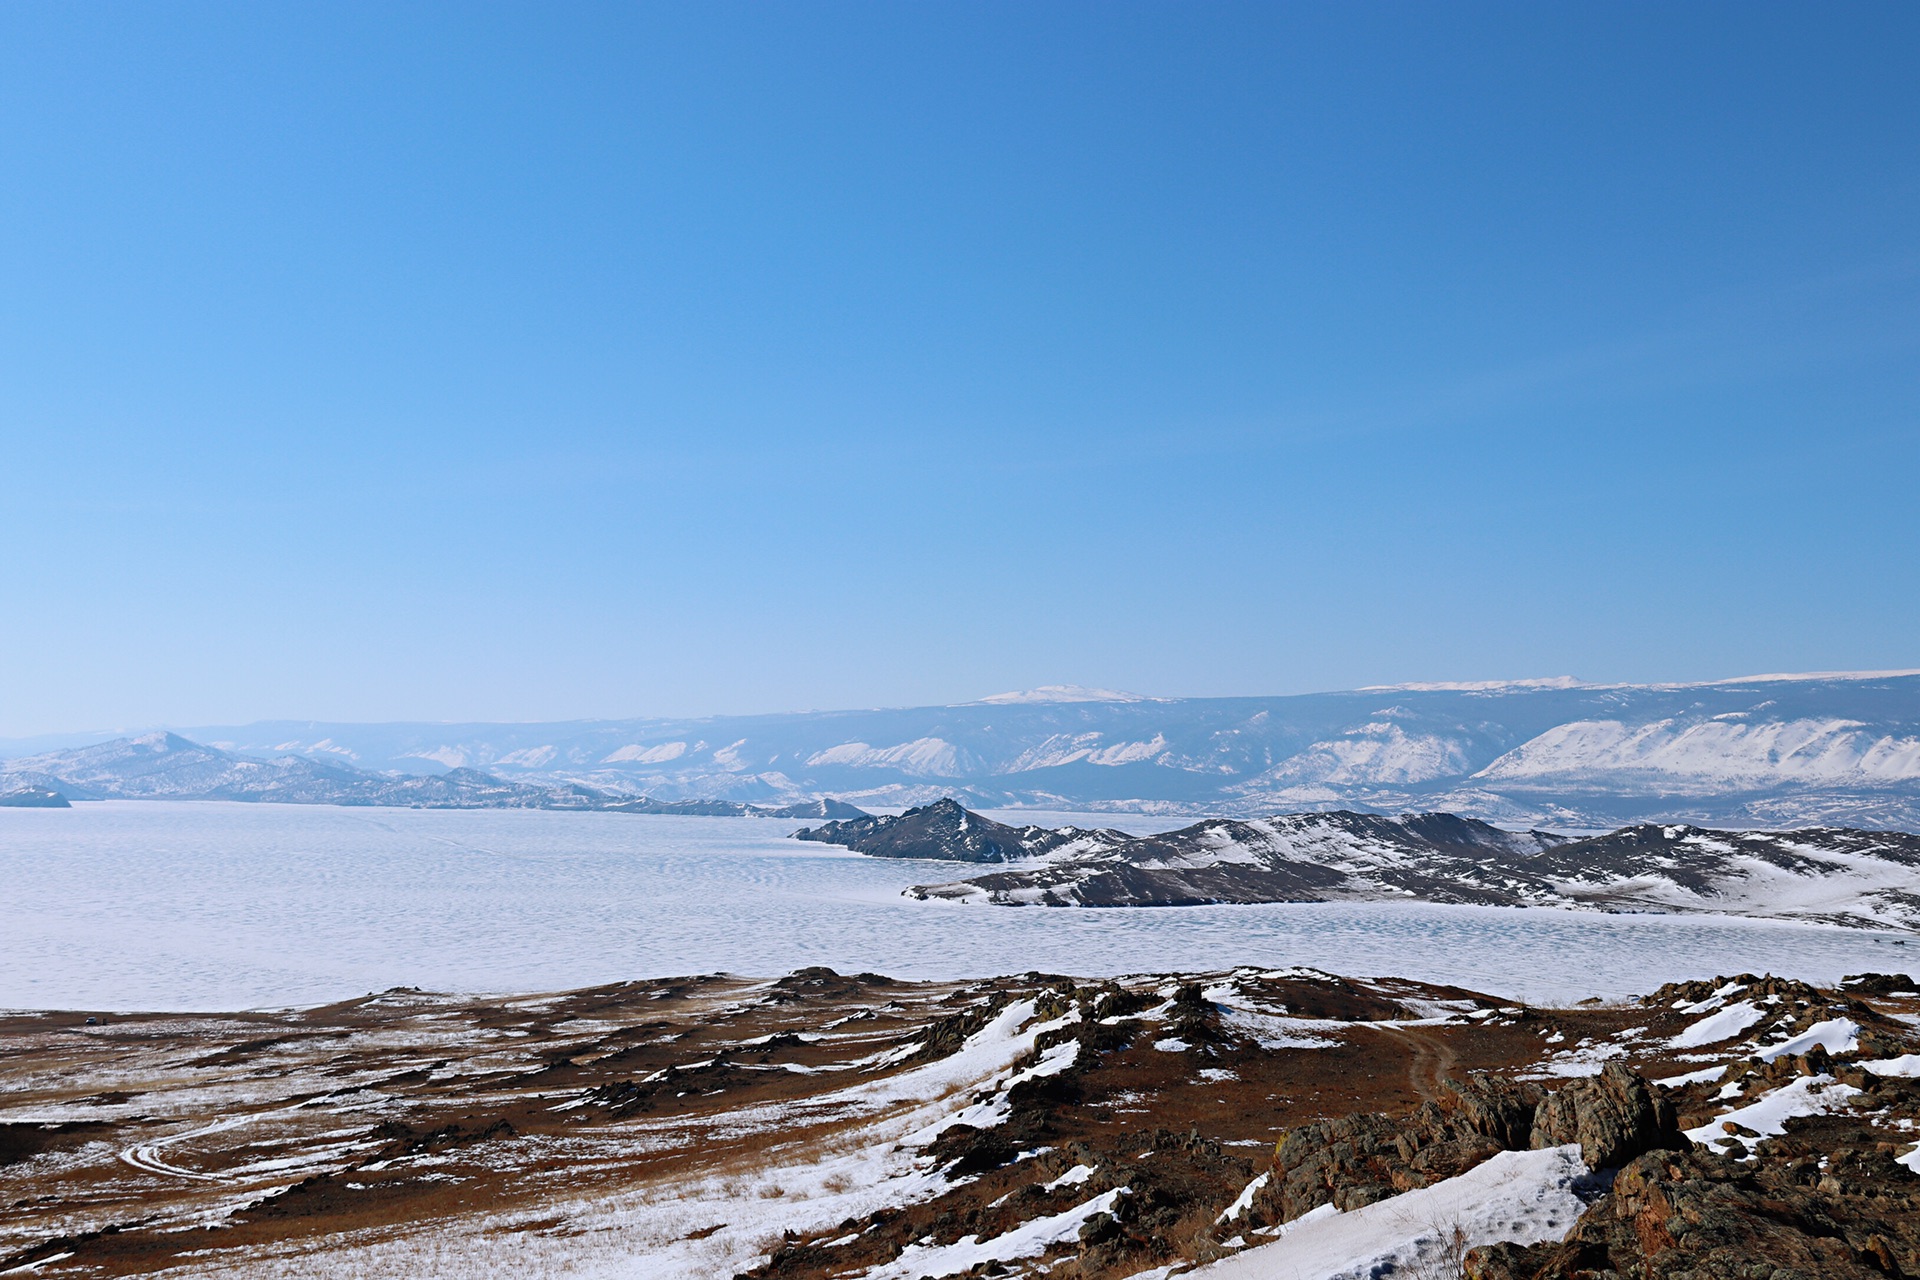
[0,731,861,817]
[5,670,1918,829]
[796,801,1920,931]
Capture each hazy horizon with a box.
[5,666,1920,744]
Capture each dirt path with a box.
[1375,1025,1458,1104]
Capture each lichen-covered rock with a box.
[1529,1060,1680,1168]
[1257,1077,1548,1227]
[1447,1072,1546,1150]
[1256,1103,1509,1224]
[1467,1114,1920,1280]
[1253,1066,1676,1235]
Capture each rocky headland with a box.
[795,799,1920,932]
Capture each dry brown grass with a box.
[1397,1218,1471,1280]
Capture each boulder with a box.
[1529,1061,1680,1168]
[1467,1139,1920,1280]
[1446,1072,1546,1150]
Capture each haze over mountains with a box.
[0,732,860,818]
[3,671,1918,830]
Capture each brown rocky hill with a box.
[4,967,1920,1277]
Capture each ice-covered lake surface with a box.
[3,802,1914,1011]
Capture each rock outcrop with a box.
[0,787,69,808]
[794,798,1125,863]
[1451,1072,1550,1151]
[1529,1060,1680,1169]
[1252,1067,1681,1230]
[904,809,1920,932]
[1468,1069,1920,1279]
[1468,1140,1920,1280]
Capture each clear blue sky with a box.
[1,2,1915,734]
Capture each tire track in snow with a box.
[119,1116,251,1182]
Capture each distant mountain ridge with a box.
[4,670,1918,830]
[0,731,864,818]
[837,802,1920,932]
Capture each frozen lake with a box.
[2,801,1914,1011]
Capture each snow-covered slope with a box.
[901,808,1920,930]
[0,732,380,802]
[1477,716,1920,788]
[6,671,1919,829]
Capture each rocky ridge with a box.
[0,786,68,808]
[881,802,1920,931]
[793,798,1130,863]
[1459,977,1920,1280]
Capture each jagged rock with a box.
[1074,1129,1252,1274]
[1466,1138,1920,1280]
[1167,982,1221,1053]
[1447,1072,1546,1150]
[1844,972,1920,995]
[1650,972,1834,1008]
[1529,1060,1680,1168]
[1256,1067,1675,1232]
[1259,1101,1511,1224]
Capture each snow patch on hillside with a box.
[1264,722,1475,786]
[1757,1018,1859,1062]
[1002,733,1169,772]
[807,739,971,777]
[405,746,468,769]
[1672,1001,1765,1048]
[864,1187,1128,1279]
[1361,677,1589,693]
[1190,1145,1592,1279]
[1684,1075,1862,1154]
[974,686,1150,704]
[1478,718,1920,787]
[602,742,687,764]
[495,746,556,768]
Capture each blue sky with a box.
[1,2,1915,733]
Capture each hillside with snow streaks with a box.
[16,965,1920,1279]
[902,809,1920,931]
[6,671,1919,829]
[1478,716,1920,787]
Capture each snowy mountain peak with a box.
[1358,677,1589,693]
[130,730,201,753]
[1705,669,1920,686]
[972,685,1150,705]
